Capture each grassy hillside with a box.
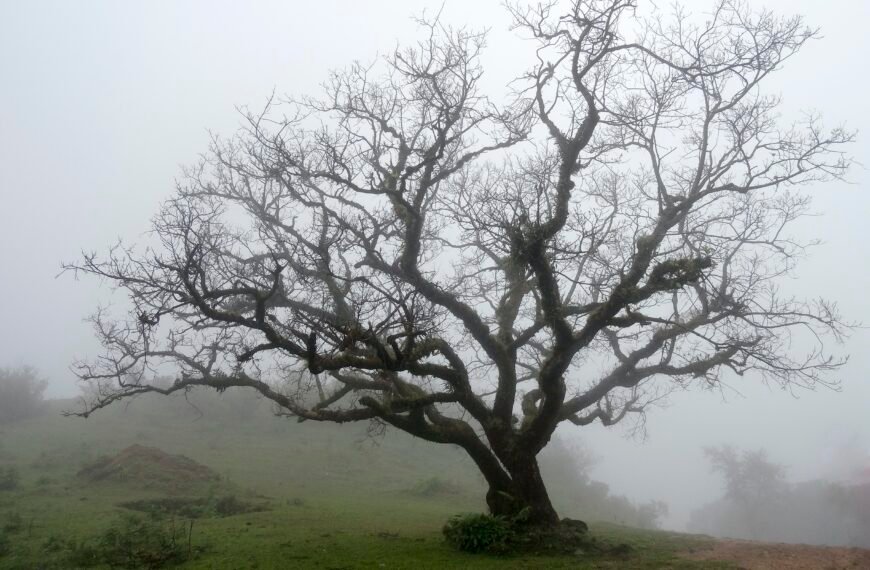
[0,391,730,568]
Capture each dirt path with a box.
[683,538,870,569]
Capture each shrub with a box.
[0,530,9,557]
[442,513,512,553]
[2,512,23,533]
[35,475,55,487]
[0,466,19,491]
[96,513,188,569]
[56,514,193,568]
[41,535,66,553]
[410,476,464,497]
[63,539,102,567]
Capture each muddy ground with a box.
[683,538,870,569]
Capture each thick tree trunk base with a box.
[485,455,562,527]
[483,479,589,554]
[485,487,560,525]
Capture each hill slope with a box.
[0,391,866,568]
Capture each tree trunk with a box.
[487,454,560,527]
[460,436,560,527]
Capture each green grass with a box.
[0,392,734,569]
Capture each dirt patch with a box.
[77,444,219,491]
[683,538,870,569]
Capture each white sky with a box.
[1,0,868,529]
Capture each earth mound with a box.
[77,444,219,490]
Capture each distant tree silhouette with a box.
[705,445,788,536]
[0,366,48,424]
[690,446,870,547]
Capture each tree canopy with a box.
[69,0,853,525]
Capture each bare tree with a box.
[67,0,852,527]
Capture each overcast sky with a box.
[1,0,868,529]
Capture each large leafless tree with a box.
[69,0,852,526]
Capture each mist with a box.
[1,0,869,560]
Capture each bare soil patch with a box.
[684,538,870,569]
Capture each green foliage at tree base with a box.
[442,513,513,553]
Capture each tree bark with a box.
[460,437,560,526]
[486,454,560,527]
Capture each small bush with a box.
[210,494,250,517]
[64,539,102,567]
[0,530,9,557]
[2,511,23,533]
[97,513,188,569]
[0,466,19,491]
[58,514,193,568]
[443,513,512,553]
[42,535,66,552]
[410,476,464,497]
[35,475,55,487]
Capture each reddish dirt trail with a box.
[683,538,870,569]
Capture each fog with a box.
[1,0,868,541]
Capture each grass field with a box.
[0,391,732,569]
